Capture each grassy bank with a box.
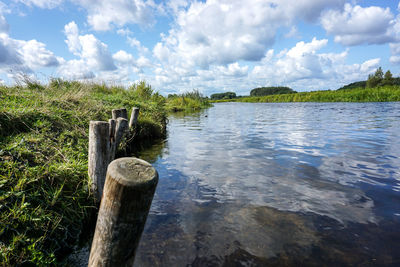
[0,79,209,265]
[213,86,400,103]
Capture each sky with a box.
[1,0,400,96]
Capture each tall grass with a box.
[0,79,171,265]
[165,89,212,112]
[213,86,400,103]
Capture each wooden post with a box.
[112,108,128,120]
[88,121,110,201]
[88,157,159,267]
[114,118,128,148]
[129,107,139,128]
[108,119,116,162]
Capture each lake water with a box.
[134,102,400,266]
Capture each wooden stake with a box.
[115,117,128,149]
[129,107,139,128]
[112,108,128,120]
[88,157,158,267]
[88,121,110,201]
[108,119,116,162]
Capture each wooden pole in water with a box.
[88,121,110,201]
[129,107,139,128]
[88,157,158,267]
[112,108,128,120]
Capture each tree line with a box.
[211,67,398,99]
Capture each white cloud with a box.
[61,21,116,79]
[19,39,60,69]
[79,34,116,71]
[148,37,381,95]
[15,0,64,9]
[58,59,94,80]
[217,62,248,77]
[153,0,345,71]
[0,34,22,67]
[0,15,8,34]
[321,3,396,46]
[113,50,134,65]
[64,21,81,56]
[0,33,60,74]
[73,0,156,31]
[250,38,380,91]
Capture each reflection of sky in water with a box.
[156,103,400,223]
[135,102,400,266]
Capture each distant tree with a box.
[381,70,394,86]
[366,67,384,88]
[210,92,237,100]
[250,86,296,96]
[337,81,366,90]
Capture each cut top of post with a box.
[107,157,158,188]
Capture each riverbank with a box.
[0,79,209,265]
[212,85,400,103]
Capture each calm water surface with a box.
[135,102,400,266]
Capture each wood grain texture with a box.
[89,157,158,267]
[112,108,128,120]
[129,107,139,128]
[88,121,110,201]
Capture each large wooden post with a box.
[88,157,158,267]
[129,107,139,128]
[88,121,110,201]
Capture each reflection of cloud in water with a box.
[164,114,378,224]
[135,102,400,266]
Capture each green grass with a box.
[0,79,210,265]
[165,90,212,112]
[212,86,400,103]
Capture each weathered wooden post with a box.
[115,117,128,147]
[129,107,139,128]
[108,119,116,162]
[88,121,111,201]
[88,157,158,267]
[112,108,128,120]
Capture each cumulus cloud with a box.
[0,34,23,67]
[113,50,134,65]
[0,14,8,34]
[73,0,156,31]
[15,0,159,31]
[18,39,61,69]
[250,38,380,91]
[321,3,396,46]
[0,9,60,74]
[64,21,81,56]
[57,59,94,80]
[15,0,64,9]
[148,37,381,95]
[153,0,345,71]
[217,63,248,77]
[60,21,116,79]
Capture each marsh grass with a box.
[165,90,212,112]
[213,86,400,103]
[0,79,174,265]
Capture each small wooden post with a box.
[88,121,110,201]
[129,107,139,128]
[108,119,116,162]
[114,117,128,152]
[88,157,158,267]
[112,108,128,120]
